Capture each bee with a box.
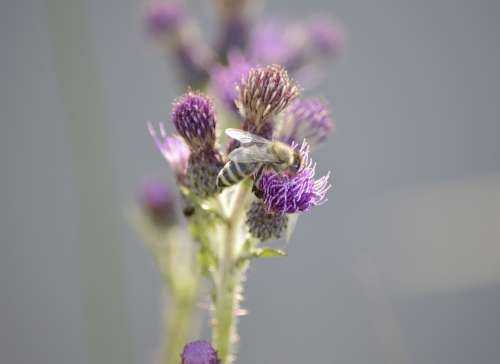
[216,128,303,188]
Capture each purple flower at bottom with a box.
[210,51,251,113]
[258,142,331,214]
[181,340,220,364]
[148,122,190,183]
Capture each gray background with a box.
[1,0,500,363]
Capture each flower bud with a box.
[186,149,224,198]
[246,200,288,241]
[236,65,299,132]
[172,92,217,151]
[145,1,185,37]
[306,16,346,58]
[181,340,220,364]
[140,178,177,227]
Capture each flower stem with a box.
[213,184,250,363]
[162,292,197,364]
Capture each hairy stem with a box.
[162,292,197,364]
[214,184,250,363]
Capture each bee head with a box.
[288,151,303,175]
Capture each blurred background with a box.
[1,0,500,363]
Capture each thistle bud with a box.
[140,178,177,227]
[181,340,220,364]
[246,200,288,241]
[306,16,346,58]
[172,92,217,151]
[236,65,299,133]
[186,149,224,198]
[145,1,185,37]
[171,92,223,197]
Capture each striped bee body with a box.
[216,161,260,188]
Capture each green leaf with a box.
[254,248,287,258]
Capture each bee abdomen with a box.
[217,161,258,188]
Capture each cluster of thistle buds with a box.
[149,64,332,241]
[138,1,343,363]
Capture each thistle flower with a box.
[210,52,251,113]
[148,122,190,184]
[277,99,334,147]
[145,1,185,36]
[172,92,217,150]
[306,16,346,58]
[181,340,220,364]
[236,65,299,134]
[257,142,331,214]
[172,92,223,197]
[140,178,177,227]
[246,200,288,241]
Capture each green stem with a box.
[214,185,250,364]
[162,292,197,364]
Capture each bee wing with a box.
[225,128,271,145]
[228,145,281,163]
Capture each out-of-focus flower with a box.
[148,122,190,184]
[257,142,331,214]
[277,99,334,148]
[306,16,346,58]
[172,92,217,151]
[247,20,297,66]
[145,1,212,86]
[145,1,186,36]
[210,52,252,114]
[181,340,220,364]
[246,200,288,241]
[215,0,253,57]
[236,65,299,136]
[140,178,177,227]
[172,92,223,197]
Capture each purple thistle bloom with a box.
[172,92,217,151]
[277,99,334,147]
[181,340,220,364]
[140,178,177,226]
[145,1,185,36]
[236,65,299,133]
[210,52,251,113]
[306,16,346,58]
[148,122,190,183]
[258,142,331,214]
